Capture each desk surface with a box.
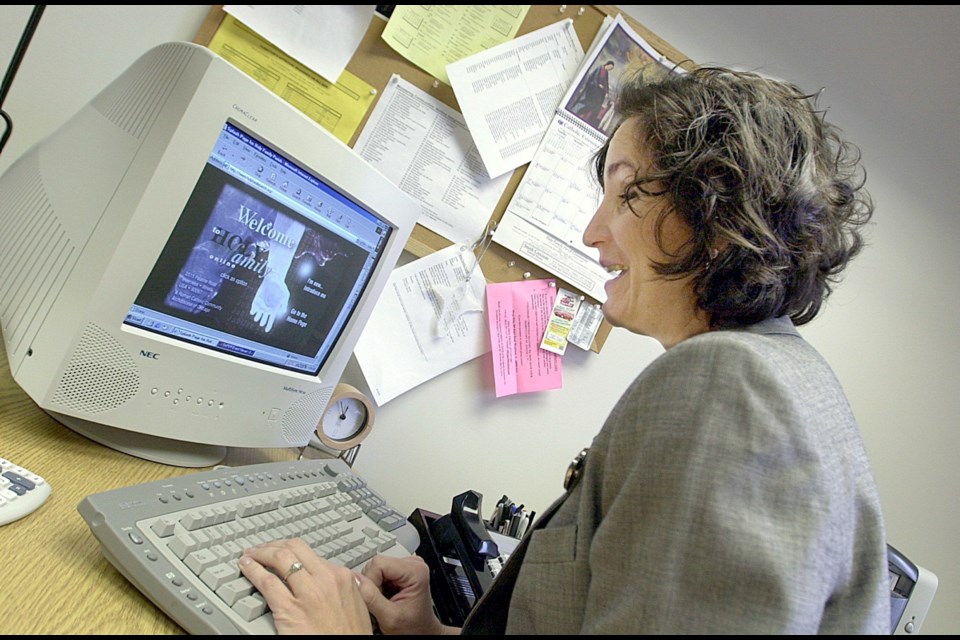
[0,339,301,634]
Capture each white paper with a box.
[447,19,584,180]
[492,15,675,303]
[354,244,489,405]
[568,301,604,350]
[493,117,610,300]
[354,75,512,247]
[223,5,375,83]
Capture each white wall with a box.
[1,5,956,634]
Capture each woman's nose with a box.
[582,199,607,248]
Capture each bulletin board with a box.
[193,5,693,352]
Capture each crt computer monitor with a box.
[0,42,418,467]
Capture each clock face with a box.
[322,396,368,441]
[317,383,375,450]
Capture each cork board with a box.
[193,5,692,352]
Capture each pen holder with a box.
[486,494,534,539]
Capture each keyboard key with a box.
[151,516,178,538]
[185,548,220,575]
[200,563,240,590]
[217,577,255,606]
[233,593,268,622]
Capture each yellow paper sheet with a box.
[207,14,376,144]
[381,5,531,85]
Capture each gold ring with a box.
[282,561,304,582]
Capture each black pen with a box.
[500,500,514,527]
[492,495,509,529]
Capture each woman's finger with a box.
[243,542,303,575]
[238,554,294,603]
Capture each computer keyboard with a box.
[77,457,419,634]
[0,456,51,526]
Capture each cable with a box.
[0,5,46,157]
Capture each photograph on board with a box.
[566,20,673,136]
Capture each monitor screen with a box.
[0,42,419,467]
[125,122,393,376]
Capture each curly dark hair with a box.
[594,65,874,327]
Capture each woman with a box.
[238,65,890,634]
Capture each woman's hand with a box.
[239,539,372,635]
[359,554,459,635]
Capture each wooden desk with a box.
[0,338,300,634]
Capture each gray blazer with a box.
[463,317,890,634]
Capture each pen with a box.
[509,511,521,537]
[500,500,514,530]
[516,513,530,538]
[489,498,505,529]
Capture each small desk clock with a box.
[316,383,376,451]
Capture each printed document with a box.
[223,5,375,84]
[354,244,489,405]
[492,14,674,303]
[486,279,562,397]
[354,75,511,247]
[447,19,585,180]
[381,5,530,85]
[207,13,376,144]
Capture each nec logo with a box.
[139,350,160,360]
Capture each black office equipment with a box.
[409,490,508,627]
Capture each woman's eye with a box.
[620,185,642,205]
[622,181,666,202]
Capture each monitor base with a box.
[50,412,226,468]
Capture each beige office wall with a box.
[1,5,956,634]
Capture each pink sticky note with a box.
[486,279,563,397]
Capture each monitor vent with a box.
[52,323,140,414]
[282,387,333,445]
[90,42,194,140]
[0,151,78,357]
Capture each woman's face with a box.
[582,118,707,347]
